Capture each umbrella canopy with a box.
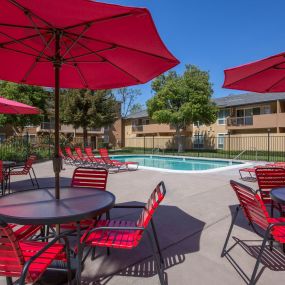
[223,51,285,92]
[0,96,39,114]
[0,0,179,198]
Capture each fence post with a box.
[197,131,200,157]
[228,131,231,159]
[152,135,154,152]
[144,135,146,154]
[26,131,29,159]
[267,129,270,162]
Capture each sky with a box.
[104,0,285,106]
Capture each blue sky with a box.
[104,0,285,106]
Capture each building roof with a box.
[213,92,285,107]
[126,110,148,119]
[126,92,285,119]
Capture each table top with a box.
[270,187,285,205]
[0,187,115,225]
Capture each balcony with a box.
[36,122,55,132]
[132,124,192,134]
[227,113,282,130]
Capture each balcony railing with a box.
[40,122,55,130]
[227,116,253,126]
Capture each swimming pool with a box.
[111,155,245,172]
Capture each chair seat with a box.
[13,225,42,240]
[82,220,143,249]
[61,219,95,230]
[9,170,26,175]
[20,240,65,282]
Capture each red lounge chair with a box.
[99,148,139,171]
[74,147,92,165]
[79,181,166,285]
[0,222,71,285]
[61,167,109,230]
[84,147,106,167]
[59,148,73,165]
[8,155,39,191]
[65,146,81,165]
[221,180,285,285]
[255,167,285,215]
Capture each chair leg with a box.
[64,238,72,285]
[221,206,240,257]
[146,230,165,285]
[249,230,270,285]
[5,277,13,285]
[151,219,164,265]
[31,168,39,189]
[28,171,35,187]
[91,247,96,261]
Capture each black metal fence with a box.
[124,134,285,162]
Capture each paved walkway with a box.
[2,160,285,285]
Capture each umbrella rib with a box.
[62,24,92,58]
[0,23,48,30]
[21,34,55,83]
[63,10,139,31]
[66,31,177,63]
[26,12,53,53]
[0,45,42,58]
[62,40,89,88]
[0,30,45,56]
[64,34,142,83]
[263,74,285,92]
[0,33,46,48]
[8,0,54,28]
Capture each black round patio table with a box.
[270,187,285,205]
[0,187,115,285]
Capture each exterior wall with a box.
[108,118,123,148]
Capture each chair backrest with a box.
[84,147,94,157]
[137,181,166,228]
[65,146,74,158]
[23,155,36,174]
[99,148,109,158]
[255,167,285,201]
[71,167,108,190]
[230,180,269,231]
[0,223,26,279]
[74,147,84,158]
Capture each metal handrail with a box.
[232,147,258,161]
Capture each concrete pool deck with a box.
[2,160,285,285]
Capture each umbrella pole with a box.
[53,31,62,200]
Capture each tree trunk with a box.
[176,128,183,153]
[83,127,88,147]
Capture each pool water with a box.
[111,155,242,171]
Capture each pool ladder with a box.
[232,147,258,161]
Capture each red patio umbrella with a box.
[0,0,179,198]
[223,51,285,92]
[0,96,40,114]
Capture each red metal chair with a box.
[84,147,105,167]
[64,146,81,165]
[255,167,285,214]
[79,181,166,285]
[0,222,71,285]
[221,180,285,285]
[61,167,109,231]
[99,148,139,171]
[59,147,73,165]
[74,147,91,165]
[8,155,39,191]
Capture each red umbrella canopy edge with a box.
[0,96,40,114]
[223,51,285,93]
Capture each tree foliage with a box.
[60,89,118,146]
[116,87,141,117]
[147,65,217,151]
[129,103,144,115]
[0,81,49,130]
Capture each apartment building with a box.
[124,92,285,150]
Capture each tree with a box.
[129,103,144,115]
[0,81,49,132]
[147,65,217,152]
[60,89,118,146]
[116,87,142,117]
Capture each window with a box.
[217,133,226,149]
[218,109,230,125]
[142,119,149,125]
[192,135,204,149]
